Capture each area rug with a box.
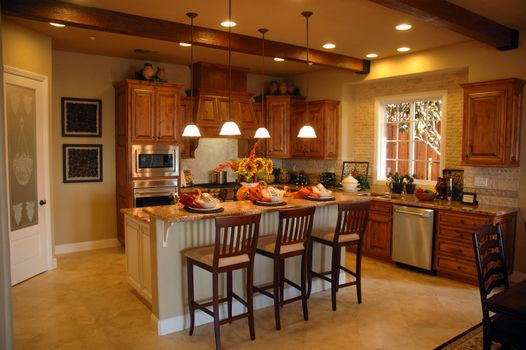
[435,323,501,349]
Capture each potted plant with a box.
[404,174,416,194]
[387,172,404,195]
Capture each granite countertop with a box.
[142,192,369,223]
[360,193,518,216]
[122,192,518,224]
[120,207,151,223]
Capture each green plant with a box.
[404,174,415,184]
[355,174,370,191]
[387,172,404,184]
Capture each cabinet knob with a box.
[39,200,47,206]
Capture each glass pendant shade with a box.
[219,121,241,136]
[254,127,271,138]
[182,123,201,137]
[297,125,317,138]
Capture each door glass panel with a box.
[6,83,38,231]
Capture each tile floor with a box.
[12,248,481,349]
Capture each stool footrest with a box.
[197,297,229,309]
[254,285,274,299]
[281,295,304,306]
[339,281,357,288]
[340,265,356,277]
[283,277,301,291]
[311,270,332,283]
[232,293,247,307]
[219,312,249,325]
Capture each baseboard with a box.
[55,238,121,255]
[510,271,526,283]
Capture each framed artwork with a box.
[61,97,102,137]
[342,161,369,180]
[63,144,103,183]
[461,192,478,205]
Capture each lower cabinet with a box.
[363,201,393,261]
[434,210,516,284]
[125,215,152,304]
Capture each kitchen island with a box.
[122,192,518,336]
[123,193,370,336]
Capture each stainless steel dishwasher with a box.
[392,205,435,273]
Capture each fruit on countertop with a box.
[179,189,219,209]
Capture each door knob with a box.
[39,200,47,206]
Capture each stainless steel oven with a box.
[131,144,179,178]
[133,179,178,208]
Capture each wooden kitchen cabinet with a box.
[362,201,393,261]
[238,102,267,157]
[434,210,516,284]
[115,80,182,144]
[178,96,199,159]
[266,95,305,158]
[291,100,339,159]
[461,78,525,167]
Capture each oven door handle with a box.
[134,189,177,198]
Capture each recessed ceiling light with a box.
[274,57,285,62]
[179,42,192,47]
[322,43,336,49]
[49,22,65,27]
[221,20,237,27]
[395,23,412,31]
[397,47,411,52]
[89,36,96,40]
[366,53,378,58]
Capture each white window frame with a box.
[374,90,447,186]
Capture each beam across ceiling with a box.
[369,0,519,51]
[1,0,370,73]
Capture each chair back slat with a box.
[275,206,316,253]
[472,224,509,307]
[214,214,261,266]
[335,201,371,241]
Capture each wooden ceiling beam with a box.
[1,0,370,73]
[369,0,519,51]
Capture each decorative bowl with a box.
[270,195,284,202]
[415,192,436,201]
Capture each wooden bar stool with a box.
[308,201,370,311]
[184,213,261,350]
[254,206,315,330]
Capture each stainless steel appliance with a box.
[131,144,179,178]
[133,179,178,208]
[392,205,435,273]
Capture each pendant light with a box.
[219,0,242,136]
[297,11,317,139]
[254,28,271,139]
[182,12,201,137]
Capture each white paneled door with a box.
[3,66,53,285]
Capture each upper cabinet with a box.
[115,80,182,144]
[291,100,340,159]
[266,96,303,158]
[461,78,525,167]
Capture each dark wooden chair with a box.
[308,201,370,311]
[254,206,316,330]
[184,213,261,350]
[472,223,526,350]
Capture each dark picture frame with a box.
[61,97,102,137]
[63,144,103,183]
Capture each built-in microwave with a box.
[131,144,179,178]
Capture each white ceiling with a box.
[6,0,526,76]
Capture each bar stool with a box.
[308,201,370,311]
[184,213,261,350]
[254,206,316,330]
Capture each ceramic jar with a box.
[341,174,359,192]
[142,63,155,80]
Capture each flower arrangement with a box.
[214,142,273,183]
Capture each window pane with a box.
[414,141,427,162]
[385,103,410,122]
[430,162,440,181]
[414,161,426,180]
[414,100,441,158]
[386,141,396,158]
[386,123,397,141]
[398,141,409,160]
[398,160,409,175]
[385,160,396,176]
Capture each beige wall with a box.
[52,51,190,245]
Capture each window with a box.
[376,93,444,182]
